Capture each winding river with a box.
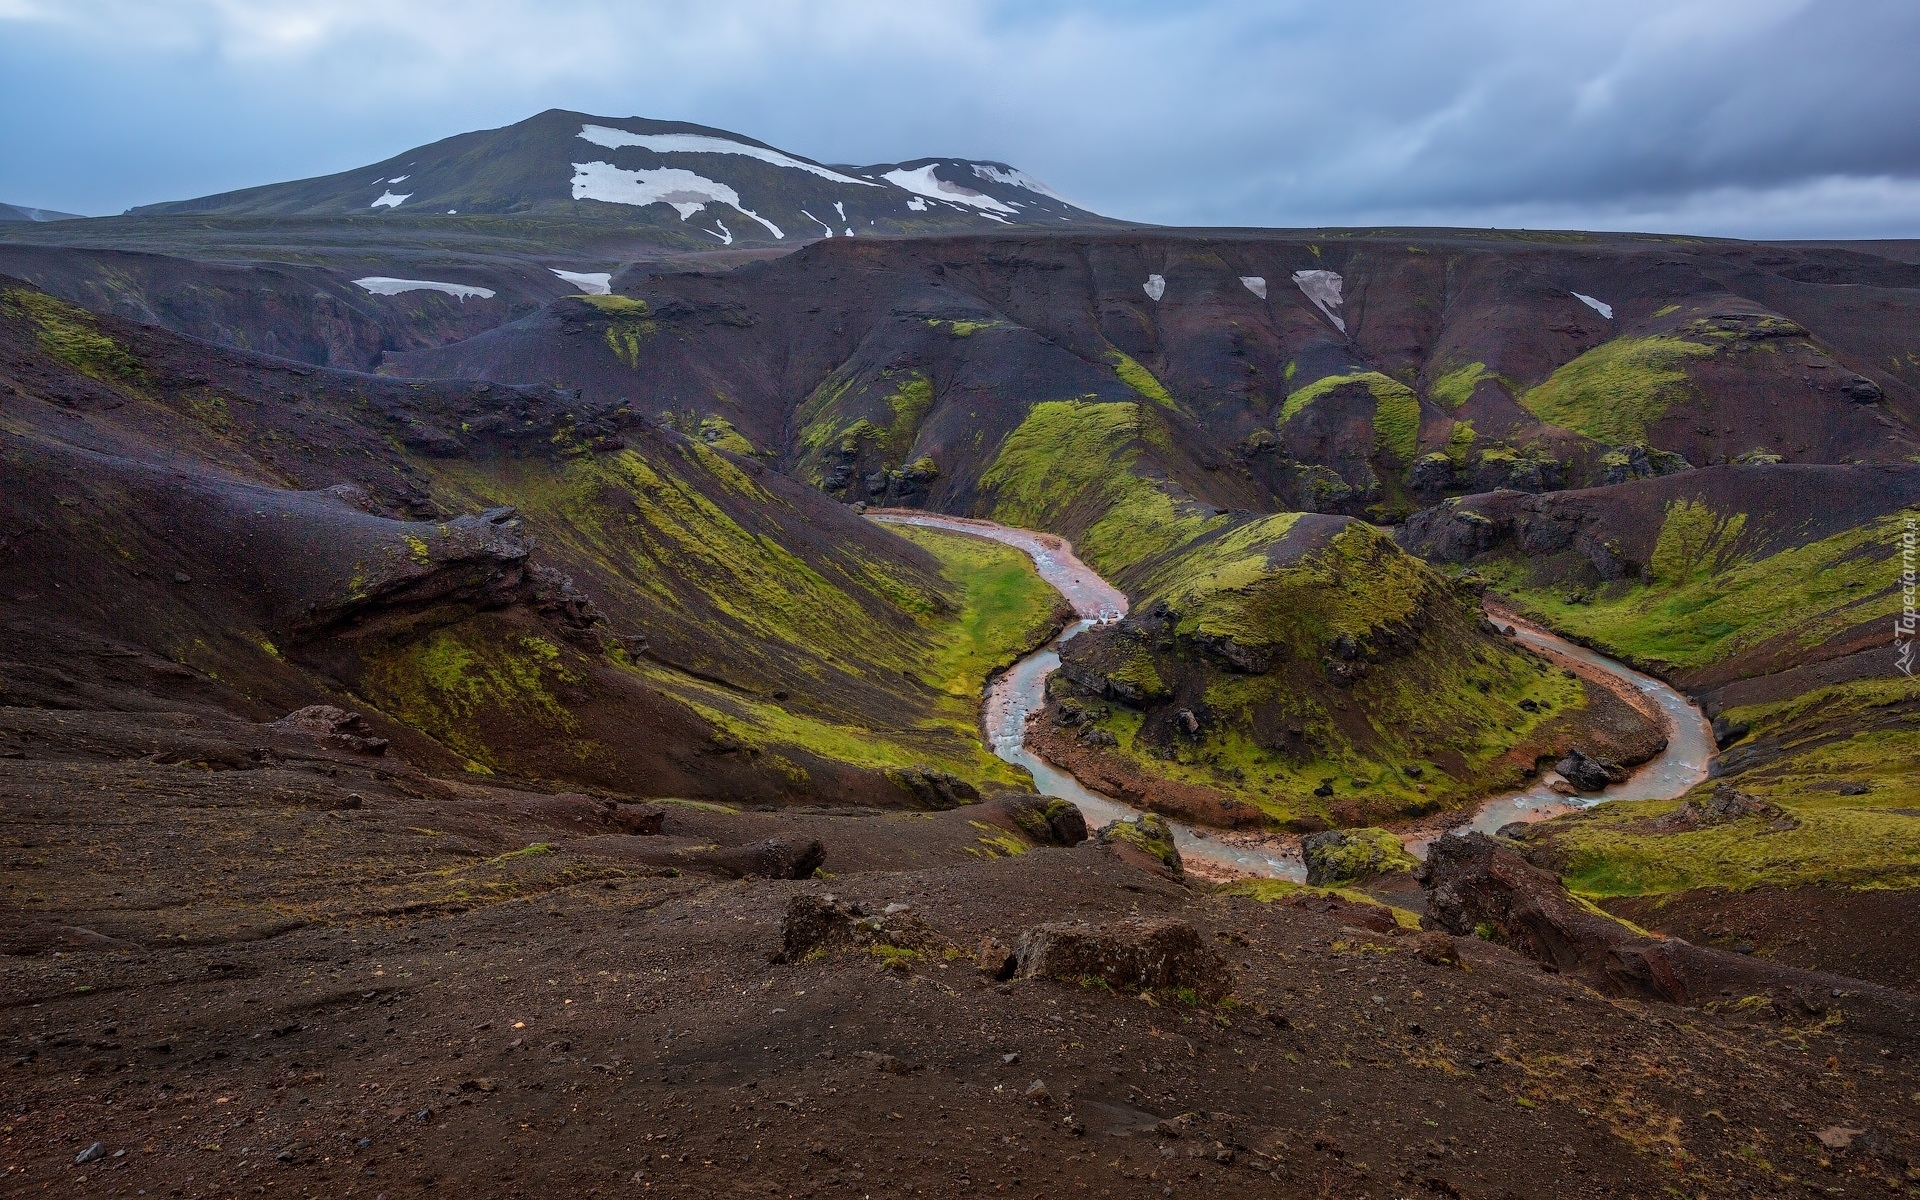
[871,512,1714,880]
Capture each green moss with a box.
[2,288,145,386]
[580,294,650,315]
[361,623,580,767]
[695,415,756,455]
[979,400,1225,580]
[1431,362,1488,409]
[885,524,1062,700]
[1303,827,1418,884]
[1100,812,1181,869]
[1483,507,1911,675]
[926,318,996,336]
[1279,370,1421,463]
[1519,336,1715,443]
[1445,420,1477,465]
[967,820,1031,858]
[1108,350,1179,410]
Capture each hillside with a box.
[0,277,1065,807]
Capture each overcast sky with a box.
[3,0,1918,238]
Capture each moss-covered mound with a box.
[1302,827,1419,886]
[1043,517,1590,827]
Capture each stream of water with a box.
[870,511,1713,880]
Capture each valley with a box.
[3,107,1919,1198]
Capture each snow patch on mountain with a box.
[882,165,1018,215]
[1240,276,1268,299]
[1143,274,1166,301]
[370,191,411,209]
[577,125,876,188]
[906,196,928,212]
[801,209,834,237]
[1292,270,1346,333]
[354,277,494,300]
[708,220,733,246]
[971,164,1070,205]
[1573,292,1613,319]
[551,269,612,295]
[571,161,784,239]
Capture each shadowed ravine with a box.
[871,511,1714,880]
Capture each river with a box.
[870,511,1713,880]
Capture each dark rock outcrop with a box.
[1013,917,1232,1002]
[269,705,389,755]
[697,837,825,880]
[885,766,980,811]
[773,894,953,964]
[1094,813,1183,877]
[1554,749,1617,792]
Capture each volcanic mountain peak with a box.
[125,108,1116,243]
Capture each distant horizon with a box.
[3,1,1918,240]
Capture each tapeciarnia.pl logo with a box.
[1899,516,1916,678]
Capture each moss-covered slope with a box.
[0,278,1059,804]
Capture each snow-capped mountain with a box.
[128,110,1115,243]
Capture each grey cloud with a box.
[0,0,1915,237]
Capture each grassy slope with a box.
[1485,498,1920,898]
[883,524,1067,702]
[1518,335,1714,444]
[413,452,1060,790]
[1480,500,1910,676]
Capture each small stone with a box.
[1816,1126,1864,1150]
[75,1142,107,1164]
[1001,1052,1020,1065]
[1024,1079,1051,1106]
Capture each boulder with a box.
[978,794,1088,847]
[773,894,954,964]
[885,766,980,810]
[1013,917,1232,1002]
[1554,750,1615,792]
[1644,783,1792,833]
[1711,715,1751,749]
[1095,813,1183,877]
[1302,827,1418,886]
[697,837,825,880]
[269,705,389,755]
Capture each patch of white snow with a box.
[882,164,1018,215]
[1143,274,1166,302]
[833,201,846,220]
[370,191,411,209]
[1291,269,1346,333]
[707,221,733,246]
[1240,276,1268,299]
[570,161,783,239]
[1573,292,1613,319]
[800,209,834,237]
[389,175,409,183]
[550,269,612,295]
[576,125,878,187]
[353,277,495,301]
[906,196,928,212]
[971,164,1073,205]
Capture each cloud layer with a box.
[2,0,1916,238]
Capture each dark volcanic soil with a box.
[5,708,1918,1199]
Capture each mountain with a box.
[0,202,80,222]
[126,108,1118,243]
